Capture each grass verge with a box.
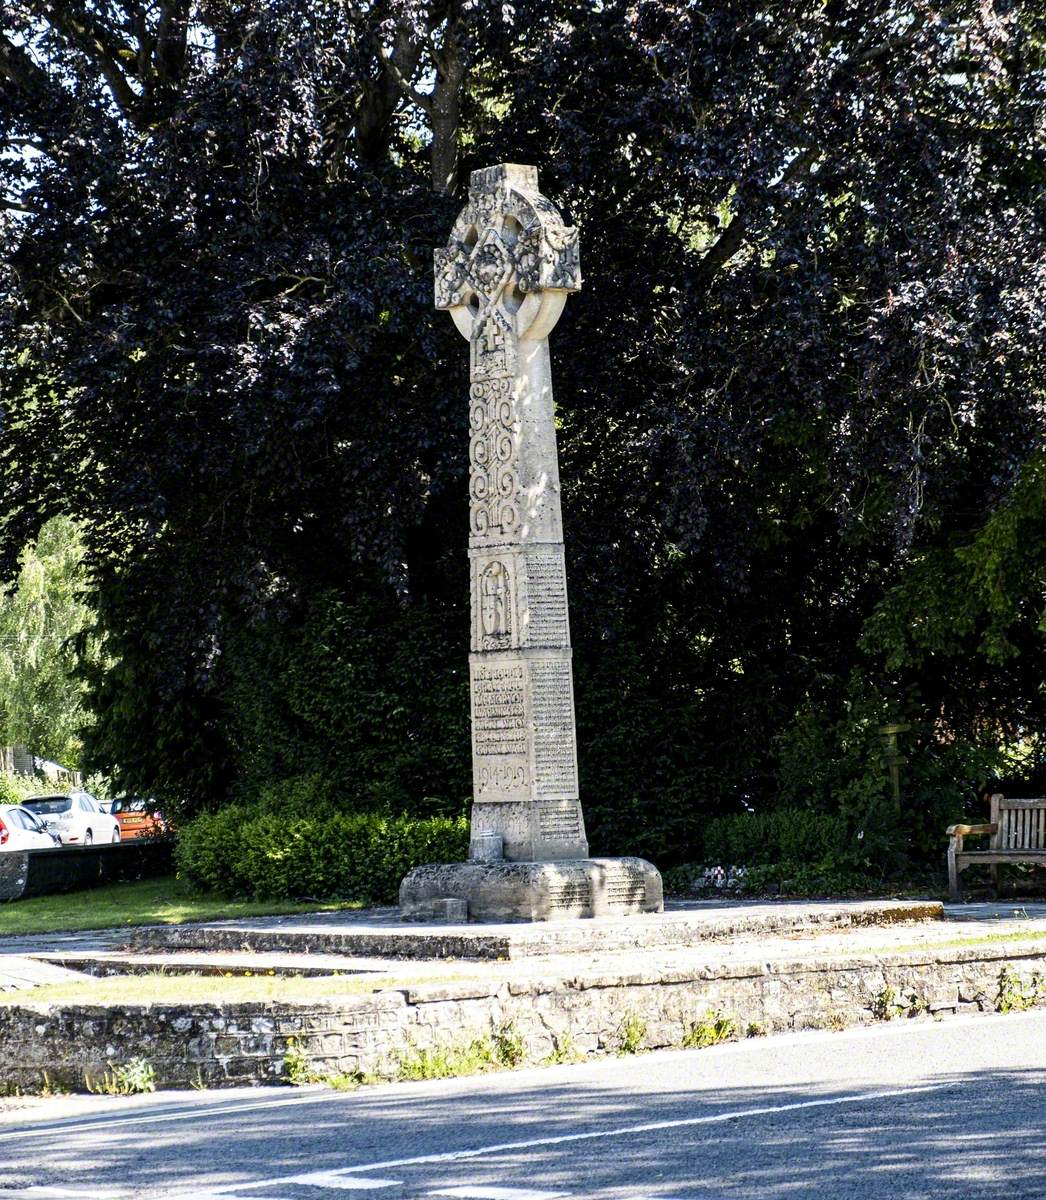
[0,968,477,1007]
[880,926,1046,955]
[0,876,361,938]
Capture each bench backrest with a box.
[991,794,1046,851]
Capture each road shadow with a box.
[3,1044,1046,1198]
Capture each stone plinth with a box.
[399,857,664,923]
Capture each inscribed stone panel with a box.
[529,658,578,797]
[471,661,529,798]
[522,547,569,648]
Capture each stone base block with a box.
[399,857,663,923]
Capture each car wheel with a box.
[112,828,121,843]
[84,830,93,846]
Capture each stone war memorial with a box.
[400,164,663,923]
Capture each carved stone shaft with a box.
[399,162,663,922]
[435,163,587,862]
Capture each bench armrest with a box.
[946,823,997,838]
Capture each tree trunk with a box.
[430,25,464,195]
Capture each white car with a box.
[0,804,61,851]
[23,792,121,846]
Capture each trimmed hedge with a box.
[702,807,853,868]
[661,806,890,897]
[175,794,468,903]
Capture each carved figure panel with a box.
[479,560,513,650]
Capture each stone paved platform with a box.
[12,907,1042,996]
[125,897,944,960]
[5,899,1044,996]
[4,899,1046,1092]
[0,956,95,993]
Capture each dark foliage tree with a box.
[2,0,1044,866]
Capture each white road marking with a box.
[167,1082,948,1196]
[23,1189,125,1198]
[427,1189,571,1199]
[291,1174,402,1190]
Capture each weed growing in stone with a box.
[492,1023,526,1068]
[745,1021,768,1038]
[2,1075,72,1099]
[996,966,1043,1014]
[394,1036,500,1081]
[283,1038,366,1090]
[617,1012,647,1055]
[324,1071,370,1091]
[0,1071,73,1099]
[906,992,931,1017]
[683,1010,737,1049]
[86,1058,156,1096]
[543,1032,583,1065]
[283,1040,314,1086]
[871,985,901,1021]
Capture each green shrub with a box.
[665,856,876,898]
[702,808,853,868]
[0,773,43,804]
[175,777,468,902]
[222,589,471,822]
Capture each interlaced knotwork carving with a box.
[434,170,581,320]
[435,164,582,548]
[469,379,517,538]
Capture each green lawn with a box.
[0,876,361,938]
[3,967,473,1007]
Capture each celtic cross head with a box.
[434,164,581,372]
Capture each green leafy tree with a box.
[0,516,94,768]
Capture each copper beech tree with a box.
[1,1,1044,863]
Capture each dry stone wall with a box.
[2,942,1045,1092]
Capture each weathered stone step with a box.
[0,956,93,993]
[127,898,943,961]
[28,950,386,979]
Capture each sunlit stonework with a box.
[400,165,662,922]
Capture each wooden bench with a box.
[947,794,1046,901]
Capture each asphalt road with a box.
[2,1010,1045,1200]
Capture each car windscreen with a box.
[23,798,72,815]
